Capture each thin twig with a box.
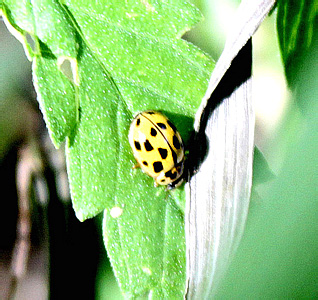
[7,145,42,300]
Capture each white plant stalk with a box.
[185,0,276,298]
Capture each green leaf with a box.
[63,1,212,118]
[2,0,214,297]
[33,56,77,147]
[61,0,214,219]
[62,0,201,39]
[2,0,78,59]
[276,0,318,87]
[65,45,123,221]
[1,0,79,146]
[103,191,186,298]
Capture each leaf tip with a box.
[0,11,34,60]
[75,209,85,222]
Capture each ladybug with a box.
[128,111,185,189]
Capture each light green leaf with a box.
[61,0,213,220]
[62,0,201,39]
[1,0,78,146]
[276,0,318,87]
[66,45,122,220]
[63,1,212,118]
[2,0,78,59]
[33,56,77,147]
[104,190,186,298]
[2,0,214,297]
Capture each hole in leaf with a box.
[58,56,78,85]
[25,33,36,53]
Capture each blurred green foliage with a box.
[215,35,318,298]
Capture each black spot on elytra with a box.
[153,161,163,173]
[136,118,141,126]
[158,148,168,160]
[165,169,177,180]
[134,141,141,151]
[144,140,154,151]
[150,127,157,137]
[173,135,181,149]
[172,151,177,164]
[167,120,177,133]
[157,122,166,130]
[146,111,155,115]
[160,178,166,183]
[142,161,148,166]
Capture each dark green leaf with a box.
[276,0,318,87]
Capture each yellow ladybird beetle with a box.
[128,111,185,188]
